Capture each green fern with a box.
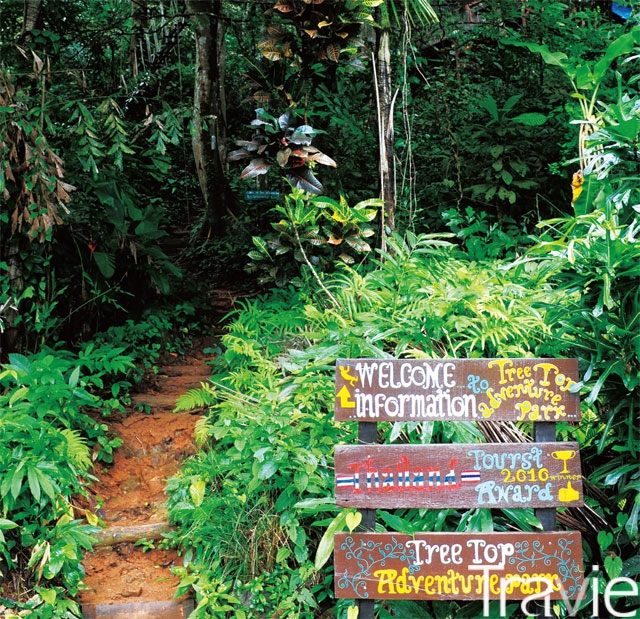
[193,416,214,449]
[60,428,92,472]
[174,384,217,412]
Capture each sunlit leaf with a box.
[314,510,348,569]
[240,158,271,179]
[511,112,548,126]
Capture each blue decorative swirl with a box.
[336,536,418,598]
[507,537,581,596]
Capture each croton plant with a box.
[260,0,380,67]
[227,108,337,194]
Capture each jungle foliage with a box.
[0,0,639,617]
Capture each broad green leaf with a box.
[511,113,548,126]
[503,93,523,113]
[312,196,339,210]
[68,365,80,388]
[257,460,277,480]
[93,251,115,279]
[189,480,206,507]
[479,95,499,122]
[40,588,57,605]
[9,386,28,406]
[10,466,24,500]
[0,519,18,529]
[276,546,291,563]
[314,510,348,570]
[593,31,637,84]
[598,530,614,550]
[34,466,56,500]
[626,494,639,542]
[8,353,31,373]
[604,554,624,579]
[27,466,41,502]
[378,510,417,534]
[505,40,569,70]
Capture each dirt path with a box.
[79,340,216,617]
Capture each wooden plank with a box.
[534,422,558,618]
[335,442,583,509]
[355,422,377,619]
[92,522,174,548]
[335,358,580,422]
[335,532,584,600]
[81,599,194,619]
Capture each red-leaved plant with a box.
[227,108,336,194]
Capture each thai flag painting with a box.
[460,470,481,483]
[336,474,359,492]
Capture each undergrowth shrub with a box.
[525,87,640,598]
[0,344,135,617]
[166,235,562,617]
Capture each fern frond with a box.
[60,428,92,471]
[194,416,214,449]
[174,384,217,412]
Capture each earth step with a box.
[93,522,174,548]
[82,599,194,619]
[131,392,190,410]
[131,363,212,410]
[158,364,212,377]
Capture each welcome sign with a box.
[332,357,586,614]
[335,358,580,422]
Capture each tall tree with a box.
[20,0,42,41]
[129,0,148,78]
[374,0,437,243]
[186,0,235,236]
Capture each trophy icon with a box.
[552,449,577,474]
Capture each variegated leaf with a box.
[285,168,323,195]
[240,158,270,180]
[325,42,340,62]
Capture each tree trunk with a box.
[129,0,148,78]
[1,240,24,356]
[186,0,234,237]
[21,0,42,40]
[374,15,396,246]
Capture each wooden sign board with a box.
[335,442,583,509]
[335,358,580,422]
[335,531,584,601]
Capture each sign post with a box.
[333,358,584,617]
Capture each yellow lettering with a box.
[534,362,558,387]
[488,359,513,384]
[374,569,397,594]
[479,402,494,418]
[424,575,435,595]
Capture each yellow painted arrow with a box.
[337,385,356,409]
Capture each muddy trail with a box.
[78,336,218,618]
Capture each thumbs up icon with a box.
[558,481,580,503]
